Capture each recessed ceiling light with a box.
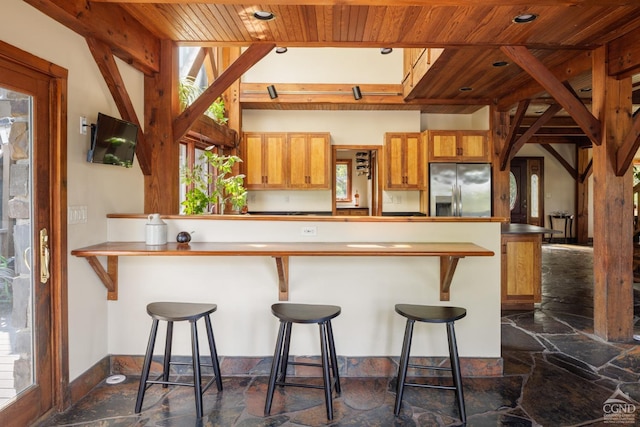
[459,87,473,92]
[275,47,288,54]
[253,10,275,21]
[513,13,538,23]
[535,110,544,114]
[580,87,592,92]
[380,48,393,55]
[492,61,509,67]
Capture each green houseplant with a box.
[179,76,228,125]
[181,147,247,215]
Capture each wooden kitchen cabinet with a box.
[428,130,489,162]
[336,208,369,216]
[287,133,330,189]
[243,133,288,189]
[384,133,423,189]
[501,233,542,309]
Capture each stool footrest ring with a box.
[403,382,457,391]
[407,363,453,372]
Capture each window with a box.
[335,159,352,201]
[179,140,218,213]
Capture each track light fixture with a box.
[352,86,362,100]
[267,85,278,99]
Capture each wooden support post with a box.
[576,147,590,244]
[491,107,511,219]
[144,40,180,214]
[591,46,634,342]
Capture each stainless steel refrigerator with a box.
[429,163,492,217]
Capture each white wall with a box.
[243,47,403,84]
[243,110,422,212]
[2,0,145,380]
[106,218,502,359]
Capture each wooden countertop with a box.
[501,223,557,235]
[72,241,494,301]
[71,241,493,257]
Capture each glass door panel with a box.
[0,87,34,409]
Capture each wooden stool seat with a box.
[135,302,222,418]
[264,303,341,420]
[394,304,467,423]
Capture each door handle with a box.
[40,228,50,284]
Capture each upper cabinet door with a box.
[384,133,423,189]
[287,134,308,188]
[288,133,330,189]
[458,132,489,161]
[244,133,266,188]
[428,130,489,162]
[243,133,287,189]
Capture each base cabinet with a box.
[501,233,542,309]
[336,208,369,216]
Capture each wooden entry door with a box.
[0,41,67,427]
[510,157,544,226]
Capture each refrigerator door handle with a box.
[458,185,463,216]
[451,185,458,216]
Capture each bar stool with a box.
[393,304,467,424]
[264,303,341,420]
[135,302,223,418]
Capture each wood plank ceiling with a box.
[36,1,640,137]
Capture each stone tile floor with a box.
[39,244,640,426]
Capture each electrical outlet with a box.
[301,226,317,236]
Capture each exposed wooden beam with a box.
[615,108,640,176]
[85,37,150,175]
[240,83,491,107]
[608,26,640,79]
[499,99,529,171]
[523,136,592,146]
[188,115,238,149]
[591,44,634,342]
[205,48,220,81]
[517,127,585,136]
[540,144,578,179]
[520,117,578,127]
[23,0,159,75]
[186,47,208,79]
[497,51,593,111]
[144,40,179,214]
[580,157,593,183]
[509,104,562,162]
[501,45,602,146]
[173,43,274,143]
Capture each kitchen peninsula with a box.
[72,214,503,376]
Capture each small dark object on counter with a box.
[177,231,192,243]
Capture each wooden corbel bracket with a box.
[440,255,463,301]
[84,256,119,300]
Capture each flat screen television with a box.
[87,113,138,168]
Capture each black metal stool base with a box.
[393,304,467,424]
[135,302,223,418]
[264,303,341,421]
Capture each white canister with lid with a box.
[145,213,167,245]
